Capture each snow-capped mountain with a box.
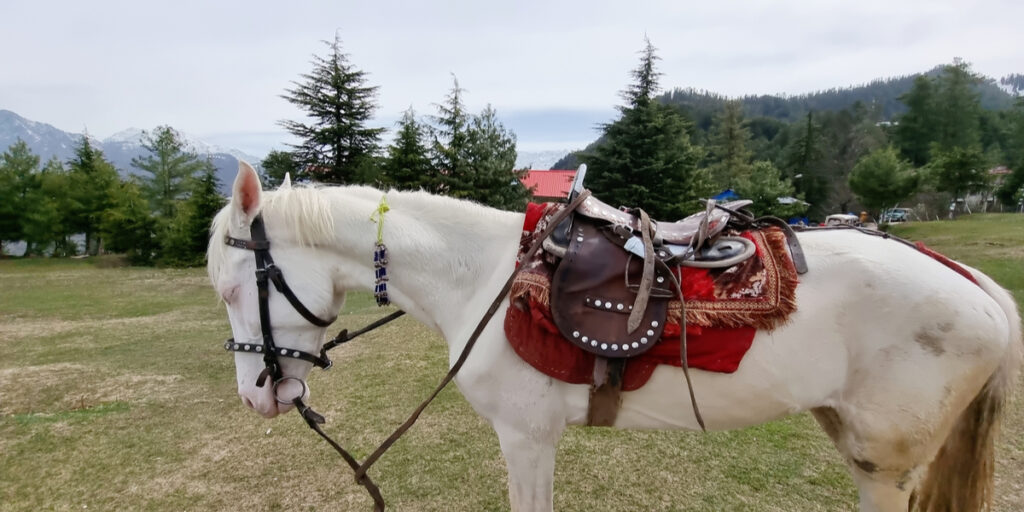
[103,126,260,164]
[0,109,103,163]
[0,110,259,193]
[515,149,575,170]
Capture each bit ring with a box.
[272,376,308,405]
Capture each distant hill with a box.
[548,65,1020,167]
[0,110,260,194]
[660,66,1018,129]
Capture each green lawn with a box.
[1,214,1022,511]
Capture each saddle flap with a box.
[550,217,669,358]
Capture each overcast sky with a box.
[2,0,1021,157]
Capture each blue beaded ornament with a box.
[371,197,392,306]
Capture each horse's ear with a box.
[280,172,292,190]
[232,161,262,220]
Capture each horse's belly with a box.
[611,319,847,430]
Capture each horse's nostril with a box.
[242,396,255,410]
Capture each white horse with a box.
[208,163,1022,512]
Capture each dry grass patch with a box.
[0,308,210,340]
[0,362,184,415]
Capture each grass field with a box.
[1,214,1023,511]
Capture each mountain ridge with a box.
[0,109,259,193]
[661,66,1019,127]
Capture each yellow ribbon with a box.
[370,196,390,244]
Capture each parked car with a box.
[825,214,860,226]
[880,208,912,223]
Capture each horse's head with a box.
[207,162,344,418]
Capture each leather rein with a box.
[222,191,591,511]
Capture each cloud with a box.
[1,0,1021,154]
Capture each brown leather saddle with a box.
[549,193,753,359]
[541,166,763,427]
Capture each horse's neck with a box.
[326,190,524,349]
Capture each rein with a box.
[224,191,591,511]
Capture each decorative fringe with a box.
[667,228,799,330]
[510,273,552,308]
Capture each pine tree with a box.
[582,39,711,219]
[930,146,989,202]
[934,59,983,151]
[816,104,888,213]
[783,112,829,217]
[734,161,806,218]
[0,140,40,254]
[23,157,76,256]
[466,105,531,210]
[280,35,385,184]
[67,135,120,255]
[159,166,225,267]
[706,100,754,189]
[848,146,919,215]
[381,108,433,190]
[260,150,300,188]
[101,179,158,265]
[430,76,474,197]
[996,99,1024,205]
[895,75,939,166]
[130,126,210,218]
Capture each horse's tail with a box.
[915,267,1022,512]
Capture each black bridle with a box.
[224,214,334,389]
[220,193,590,511]
[223,213,405,390]
[222,213,406,510]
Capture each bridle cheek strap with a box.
[223,214,337,387]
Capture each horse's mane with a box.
[207,184,513,286]
[207,184,340,284]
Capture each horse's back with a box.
[608,229,1013,431]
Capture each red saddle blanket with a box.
[504,202,800,391]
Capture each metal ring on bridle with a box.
[272,376,308,405]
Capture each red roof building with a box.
[520,170,576,201]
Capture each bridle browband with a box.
[222,194,591,511]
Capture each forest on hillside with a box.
[555,59,1024,221]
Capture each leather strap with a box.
[321,311,407,353]
[656,258,706,431]
[250,216,337,327]
[224,338,333,369]
[225,236,270,250]
[749,215,808,275]
[350,190,594,496]
[295,397,387,512]
[626,209,655,334]
[587,357,626,426]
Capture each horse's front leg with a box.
[493,417,562,512]
[454,330,573,511]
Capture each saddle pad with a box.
[505,297,756,391]
[505,202,799,390]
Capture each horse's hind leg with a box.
[813,406,925,512]
[811,350,1003,510]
